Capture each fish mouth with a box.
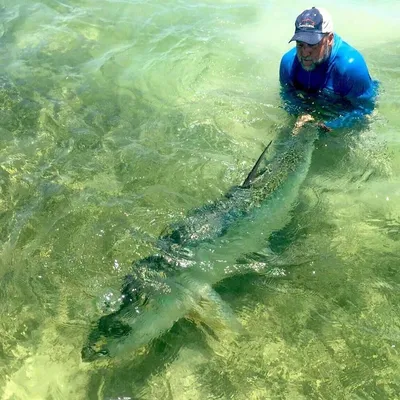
[81,329,112,362]
[81,342,110,362]
[81,313,133,362]
[81,256,173,363]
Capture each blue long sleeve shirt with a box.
[279,34,378,129]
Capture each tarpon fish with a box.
[81,126,318,362]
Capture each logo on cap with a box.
[298,18,316,29]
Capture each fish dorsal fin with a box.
[241,140,273,188]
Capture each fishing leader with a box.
[279,7,378,133]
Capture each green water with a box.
[1,0,400,399]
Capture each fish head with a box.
[81,308,135,362]
[81,274,198,362]
[81,255,179,362]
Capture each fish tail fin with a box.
[241,140,273,188]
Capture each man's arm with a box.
[324,52,378,130]
[279,50,310,115]
[279,51,331,132]
[279,47,378,132]
[280,59,320,133]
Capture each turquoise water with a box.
[1,0,400,399]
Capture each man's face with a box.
[296,33,333,71]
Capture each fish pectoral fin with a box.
[187,285,243,341]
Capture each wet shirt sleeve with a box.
[279,50,309,115]
[325,52,377,130]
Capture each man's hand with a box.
[293,114,333,135]
[293,114,314,135]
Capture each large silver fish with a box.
[81,126,318,362]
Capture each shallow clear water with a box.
[1,1,400,399]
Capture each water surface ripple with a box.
[1,1,400,399]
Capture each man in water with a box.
[279,7,378,133]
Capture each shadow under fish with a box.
[82,126,318,362]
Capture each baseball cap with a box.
[289,7,333,45]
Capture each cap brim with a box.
[289,31,324,45]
